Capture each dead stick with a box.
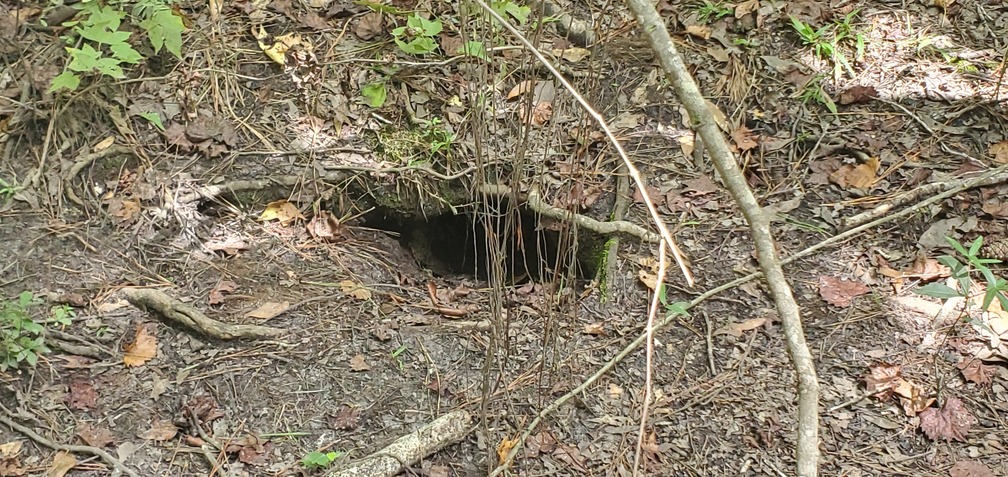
[327,410,471,477]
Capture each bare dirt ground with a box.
[1,0,1007,476]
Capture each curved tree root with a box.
[123,288,284,340]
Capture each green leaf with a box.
[913,283,962,299]
[666,301,690,317]
[49,65,81,93]
[141,9,186,58]
[301,451,333,469]
[77,24,132,45]
[139,111,165,131]
[459,41,488,60]
[111,42,143,64]
[95,58,126,78]
[361,82,387,108]
[967,236,984,257]
[946,236,969,256]
[67,44,102,72]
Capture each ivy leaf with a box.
[76,24,132,45]
[459,41,487,60]
[49,71,81,93]
[110,42,143,64]
[141,9,185,58]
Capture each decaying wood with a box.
[327,409,471,477]
[123,288,284,340]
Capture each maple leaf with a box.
[957,358,995,386]
[919,397,976,442]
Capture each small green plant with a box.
[301,450,342,470]
[490,0,531,24]
[789,9,864,80]
[695,0,733,23]
[361,81,388,108]
[422,118,454,158]
[50,0,186,93]
[915,237,1008,313]
[796,74,838,114]
[0,178,20,202]
[1,292,68,370]
[392,14,442,55]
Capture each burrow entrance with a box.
[362,206,600,281]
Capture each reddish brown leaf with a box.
[957,359,995,386]
[949,460,996,477]
[208,280,238,305]
[137,419,178,441]
[864,362,902,400]
[77,423,115,448]
[328,405,360,430]
[818,275,870,308]
[837,85,878,105]
[67,381,98,410]
[919,397,975,441]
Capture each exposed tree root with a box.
[123,288,284,340]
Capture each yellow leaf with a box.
[123,326,157,367]
[260,199,304,225]
[339,280,372,300]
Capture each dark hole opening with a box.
[362,207,596,281]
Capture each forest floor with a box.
[1,0,1007,475]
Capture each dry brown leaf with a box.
[519,101,553,127]
[715,317,768,337]
[354,11,383,40]
[829,156,879,189]
[208,280,238,305]
[919,397,975,441]
[77,423,115,448]
[137,419,178,441]
[339,280,372,300]
[307,211,343,241]
[957,358,995,385]
[552,47,590,62]
[949,460,996,477]
[245,301,290,320]
[730,125,758,151]
[45,451,75,477]
[638,270,659,290]
[818,275,870,308]
[864,362,902,400]
[582,323,606,336]
[506,80,536,100]
[981,200,1008,218]
[123,326,157,367]
[895,380,935,416]
[990,140,1008,164]
[260,199,304,225]
[349,354,370,371]
[684,24,711,39]
[735,0,757,16]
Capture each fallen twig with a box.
[841,168,1008,230]
[625,0,819,474]
[123,288,284,340]
[479,183,659,242]
[326,410,471,477]
[0,408,141,477]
